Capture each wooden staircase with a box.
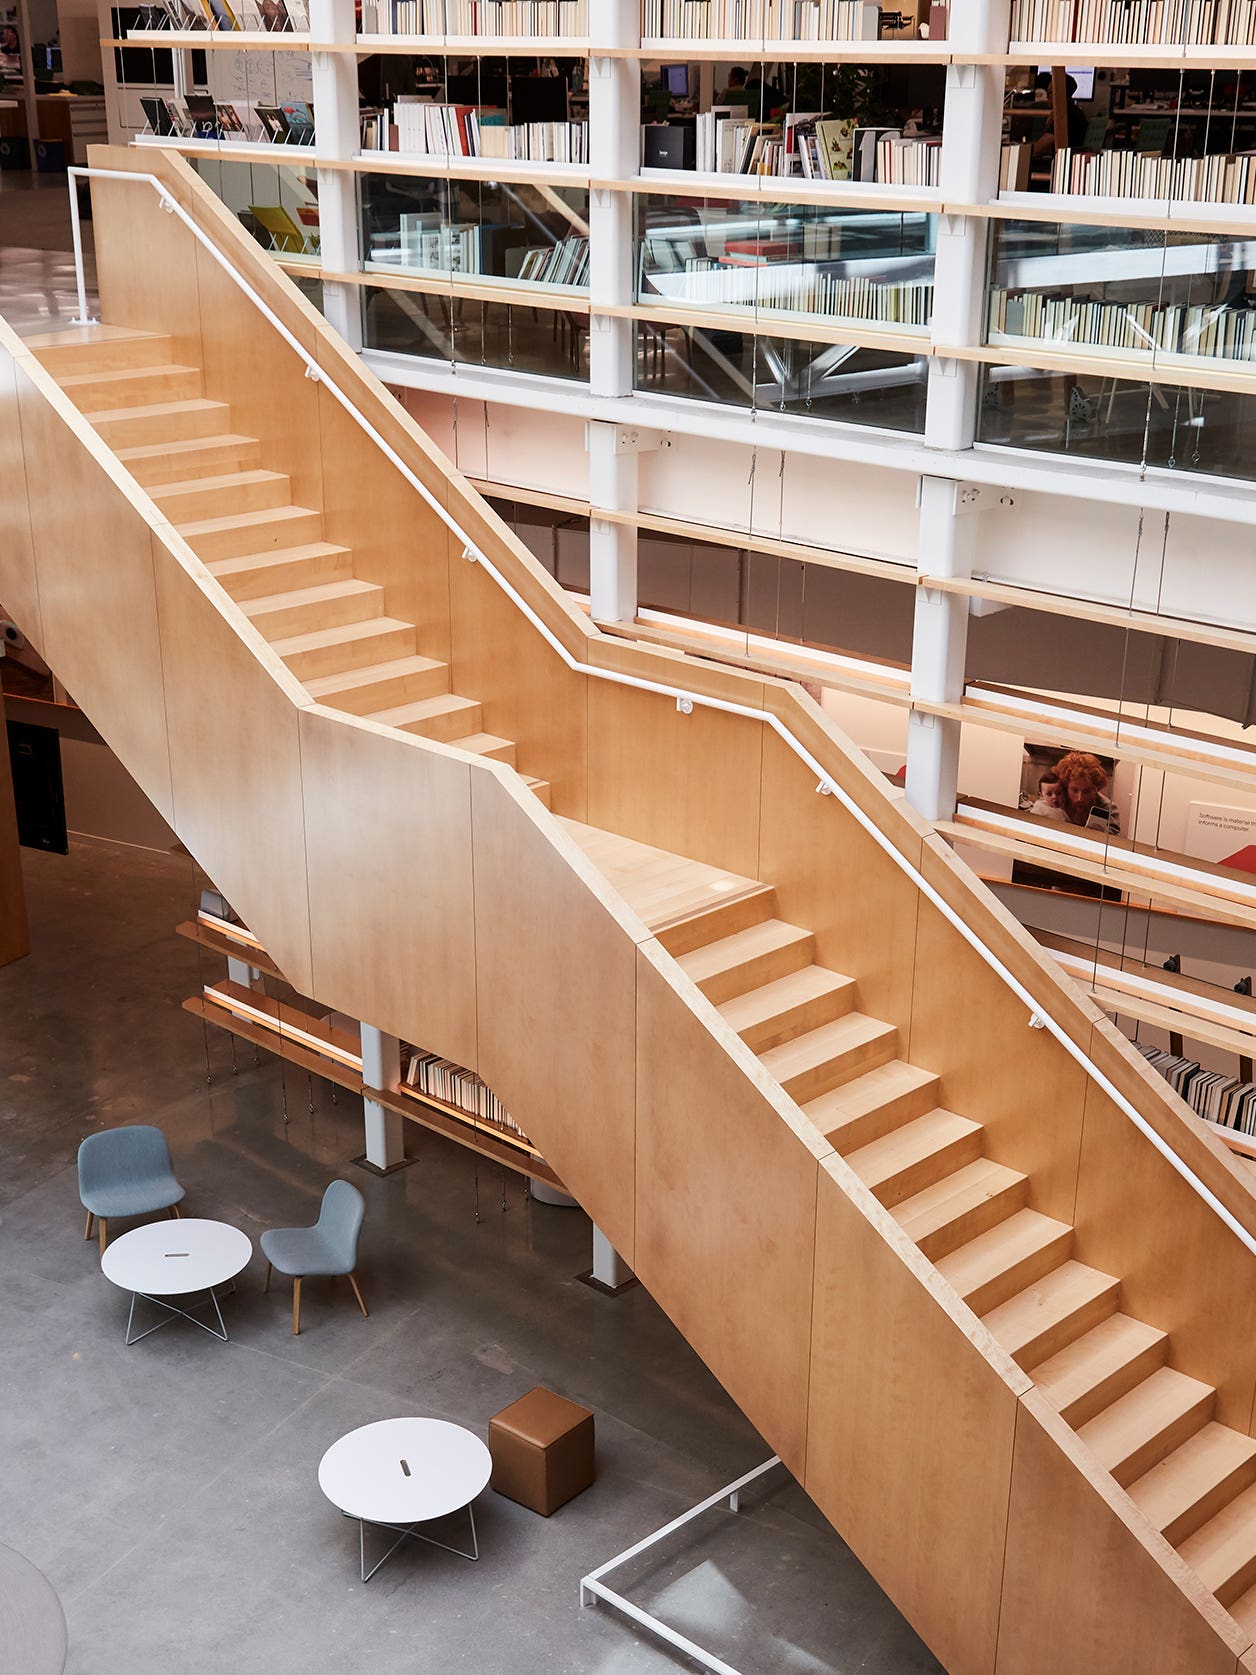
[30,325,552,808]
[558,818,1256,1641]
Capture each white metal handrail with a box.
[61,163,1256,1267]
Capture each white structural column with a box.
[585,0,641,622]
[308,0,362,347]
[360,1024,406,1170]
[906,0,1008,823]
[591,1224,634,1290]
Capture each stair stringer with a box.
[3,298,1256,1675]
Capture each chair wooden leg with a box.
[171,1203,182,1219]
[84,1210,93,1241]
[97,1217,107,1255]
[347,1272,369,1318]
[292,1277,302,1336]
[263,1261,272,1295]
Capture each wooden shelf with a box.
[959,337,1256,401]
[365,1084,563,1187]
[354,32,588,53]
[624,37,953,62]
[976,42,1256,67]
[953,191,1256,238]
[120,27,328,47]
[339,150,590,187]
[184,994,365,1093]
[610,298,928,353]
[132,135,322,167]
[338,265,591,311]
[603,169,939,213]
[176,916,286,979]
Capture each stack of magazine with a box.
[141,94,315,145]
[134,0,310,30]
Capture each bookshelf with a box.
[177,914,565,1182]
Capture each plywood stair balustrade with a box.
[24,325,552,809]
[556,820,1256,1640]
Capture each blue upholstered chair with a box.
[260,1180,368,1336]
[78,1125,185,1254]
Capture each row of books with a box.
[369,99,587,162]
[141,94,315,144]
[358,0,586,32]
[989,288,1256,361]
[518,232,589,284]
[668,259,934,325]
[1008,0,1256,43]
[403,1050,532,1142]
[642,0,878,38]
[384,215,590,284]
[135,0,308,30]
[1050,144,1256,203]
[1136,1043,1256,1139]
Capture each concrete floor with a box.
[0,835,945,1675]
[0,169,97,337]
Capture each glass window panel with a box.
[360,173,590,292]
[362,285,589,380]
[980,218,1256,480]
[636,194,935,332]
[191,157,321,262]
[634,317,927,431]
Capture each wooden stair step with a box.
[273,617,418,680]
[27,325,173,374]
[89,397,234,447]
[1078,1367,1215,1488]
[845,1107,985,1208]
[894,1158,1029,1262]
[448,731,516,765]
[676,918,814,1005]
[1179,1479,1256,1606]
[1224,1577,1256,1637]
[524,777,552,809]
[367,693,483,741]
[717,966,856,1054]
[1129,1422,1256,1546]
[934,1209,1074,1317]
[654,888,777,957]
[809,1059,943,1156]
[1029,1313,1169,1430]
[760,1013,898,1105]
[177,505,324,561]
[59,362,203,409]
[983,1260,1121,1370]
[207,543,354,600]
[149,468,292,520]
[241,579,385,640]
[303,654,451,714]
[115,434,262,485]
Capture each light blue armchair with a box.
[261,1180,368,1335]
[78,1125,185,1254]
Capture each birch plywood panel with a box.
[996,1392,1247,1675]
[1070,1059,1256,1431]
[447,538,589,819]
[758,732,920,1036]
[153,553,314,994]
[634,940,822,1477]
[905,840,1090,1227]
[0,347,43,651]
[299,708,477,1069]
[468,770,637,1260]
[806,1152,1024,1675]
[586,681,764,881]
[16,373,175,828]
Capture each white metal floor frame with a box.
[579,1455,783,1675]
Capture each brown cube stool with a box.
[489,1387,595,1516]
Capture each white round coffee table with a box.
[318,1417,492,1582]
[101,1218,252,1345]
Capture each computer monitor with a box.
[1037,65,1095,101]
[663,63,689,98]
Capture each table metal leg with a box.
[123,1286,231,1345]
[357,1503,479,1582]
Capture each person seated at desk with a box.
[744,70,787,121]
[1031,71,1089,160]
[717,66,751,105]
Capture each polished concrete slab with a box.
[0,835,945,1675]
[0,171,97,337]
